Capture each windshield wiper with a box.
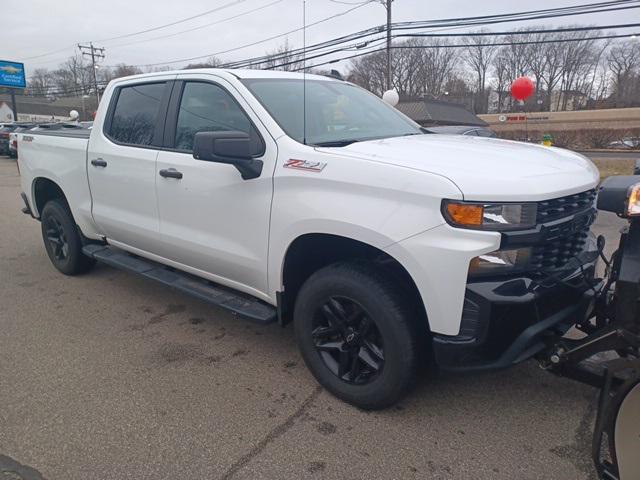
[313,139,361,147]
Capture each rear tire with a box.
[40,200,95,275]
[294,261,421,410]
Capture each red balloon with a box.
[511,77,535,101]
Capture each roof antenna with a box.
[302,0,307,146]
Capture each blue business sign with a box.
[0,60,26,89]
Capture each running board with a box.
[82,244,277,325]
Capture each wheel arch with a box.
[278,232,429,332]
[31,176,68,218]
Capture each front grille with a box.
[536,189,597,223]
[528,189,597,271]
[529,230,590,270]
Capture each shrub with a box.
[496,128,639,150]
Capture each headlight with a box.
[469,248,531,277]
[442,200,537,231]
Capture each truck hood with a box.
[318,134,600,201]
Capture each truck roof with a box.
[111,68,337,84]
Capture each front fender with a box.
[267,148,463,299]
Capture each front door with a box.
[88,79,173,253]
[155,76,276,298]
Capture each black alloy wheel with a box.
[312,296,384,385]
[40,200,96,275]
[44,215,70,262]
[294,261,422,410]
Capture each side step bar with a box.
[82,244,277,325]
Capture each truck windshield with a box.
[241,78,421,146]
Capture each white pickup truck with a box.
[18,69,601,409]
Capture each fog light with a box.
[469,248,531,277]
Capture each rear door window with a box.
[108,82,167,146]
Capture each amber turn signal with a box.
[628,183,640,217]
[446,203,484,226]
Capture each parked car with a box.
[1,123,37,156]
[608,137,640,149]
[424,125,497,137]
[18,69,601,409]
[0,123,19,155]
[8,124,36,158]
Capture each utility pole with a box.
[384,0,392,91]
[78,43,105,105]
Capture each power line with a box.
[219,18,640,71]
[105,0,284,50]
[209,1,640,70]
[20,0,640,75]
[116,0,377,68]
[18,0,251,61]
[396,22,640,38]
[19,45,79,62]
[390,0,640,30]
[21,0,640,70]
[94,0,250,43]
[293,30,640,72]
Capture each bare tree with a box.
[349,49,388,96]
[462,31,498,113]
[23,24,640,113]
[555,30,602,110]
[184,56,223,70]
[50,55,93,96]
[523,29,550,109]
[262,39,304,71]
[497,32,533,110]
[608,40,640,107]
[419,39,459,98]
[350,38,460,99]
[101,64,143,83]
[27,68,54,96]
[491,53,510,112]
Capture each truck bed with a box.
[18,127,97,238]
[25,128,91,140]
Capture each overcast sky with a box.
[1,0,635,77]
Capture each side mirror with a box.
[193,130,263,180]
[634,159,640,175]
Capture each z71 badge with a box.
[284,159,326,172]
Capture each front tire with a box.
[294,262,421,410]
[40,200,95,275]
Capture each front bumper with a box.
[433,242,600,372]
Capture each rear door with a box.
[88,79,173,253]
[154,74,276,297]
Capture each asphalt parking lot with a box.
[0,154,626,480]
